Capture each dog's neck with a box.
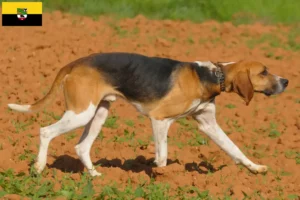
[215,66,225,92]
[213,62,229,93]
[215,62,237,93]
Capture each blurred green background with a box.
[1,0,300,24]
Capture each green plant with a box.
[11,119,34,134]
[35,0,300,24]
[268,122,281,138]
[65,132,77,141]
[103,115,118,129]
[125,119,134,127]
[288,194,300,200]
[285,150,300,164]
[108,23,128,37]
[188,130,209,146]
[225,104,236,109]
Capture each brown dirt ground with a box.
[0,11,300,199]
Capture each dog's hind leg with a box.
[34,102,97,173]
[75,100,110,177]
[34,71,103,174]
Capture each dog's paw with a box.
[256,165,268,173]
[249,164,268,174]
[154,158,167,167]
[33,162,45,174]
[89,170,102,177]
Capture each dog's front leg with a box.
[150,118,173,167]
[193,102,268,174]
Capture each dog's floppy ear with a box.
[232,70,254,106]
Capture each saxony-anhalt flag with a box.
[2,2,42,26]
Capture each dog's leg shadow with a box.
[185,161,227,174]
[48,155,85,174]
[94,156,180,178]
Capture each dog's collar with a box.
[215,66,225,92]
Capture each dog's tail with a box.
[8,64,73,113]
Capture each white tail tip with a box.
[8,104,31,113]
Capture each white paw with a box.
[34,161,46,174]
[248,164,268,174]
[155,157,167,167]
[89,169,102,177]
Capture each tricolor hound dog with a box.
[8,52,289,176]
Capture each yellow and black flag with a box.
[2,2,42,26]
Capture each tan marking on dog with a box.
[147,64,215,120]
[63,65,121,114]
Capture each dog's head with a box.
[218,60,289,105]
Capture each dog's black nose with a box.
[280,78,289,87]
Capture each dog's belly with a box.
[131,102,148,115]
[175,99,211,119]
[131,98,212,120]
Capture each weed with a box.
[264,51,283,60]
[65,132,77,141]
[11,119,34,134]
[285,150,300,164]
[18,149,36,162]
[270,167,292,181]
[132,27,140,35]
[287,27,300,51]
[137,115,145,122]
[176,117,191,127]
[103,115,118,129]
[175,141,185,149]
[272,149,279,157]
[266,107,276,114]
[247,34,282,49]
[288,194,300,200]
[136,138,149,150]
[108,23,128,37]
[264,51,274,58]
[211,26,217,32]
[231,120,244,133]
[112,129,135,144]
[97,130,105,141]
[268,122,281,138]
[187,37,195,44]
[225,104,236,109]
[125,119,134,127]
[199,38,208,44]
[7,136,18,147]
[188,130,209,146]
[0,169,57,199]
[252,148,266,159]
[40,0,300,24]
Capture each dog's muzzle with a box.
[263,77,289,96]
[280,78,289,88]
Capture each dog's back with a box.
[85,52,185,102]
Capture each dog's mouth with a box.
[263,90,272,96]
[256,89,275,96]
[259,86,286,97]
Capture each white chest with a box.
[175,99,211,119]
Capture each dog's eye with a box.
[260,69,268,76]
